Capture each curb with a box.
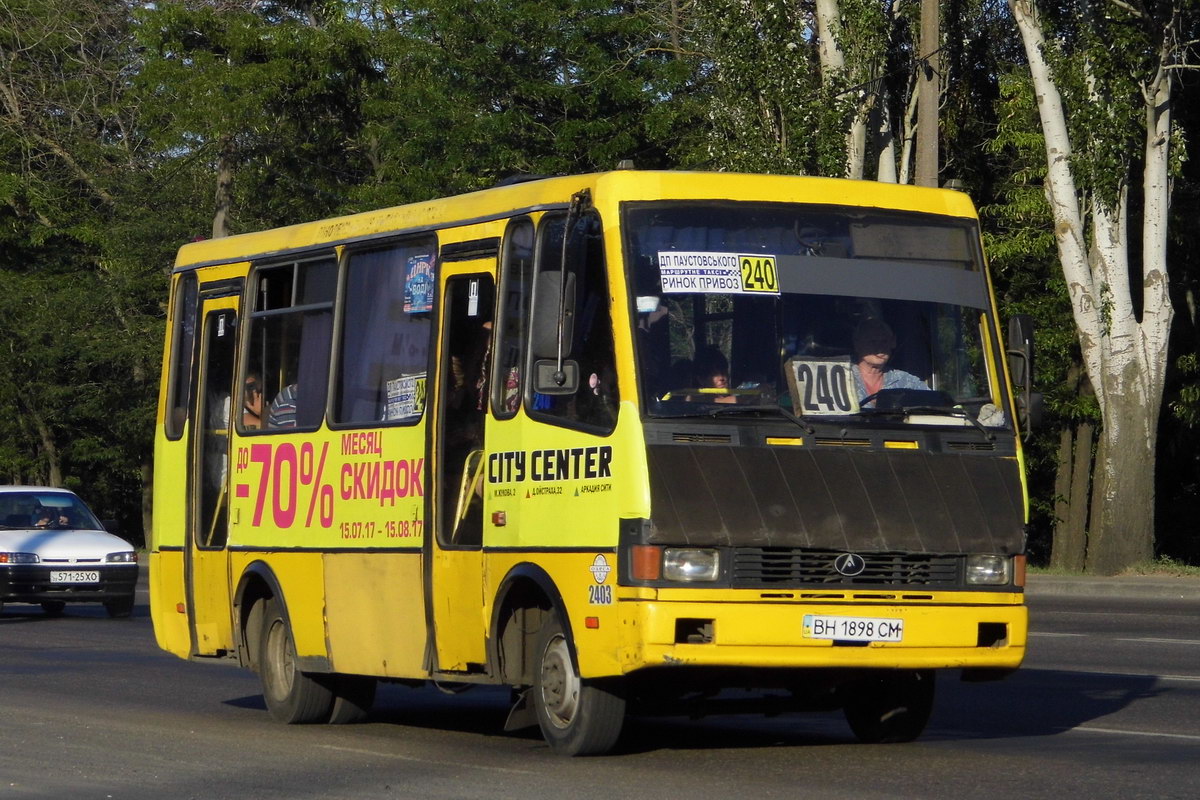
[1025,574,1200,600]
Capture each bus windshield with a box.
[625,201,1006,426]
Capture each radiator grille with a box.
[732,548,962,587]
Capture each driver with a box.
[852,318,927,406]
[33,506,68,528]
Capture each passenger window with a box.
[241,256,336,432]
[334,241,435,425]
[528,213,619,432]
[492,219,534,419]
[165,273,198,440]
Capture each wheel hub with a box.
[540,634,580,729]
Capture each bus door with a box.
[431,271,495,672]
[187,289,241,657]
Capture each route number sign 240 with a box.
[785,357,862,415]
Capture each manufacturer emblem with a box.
[589,554,612,584]
[833,552,867,577]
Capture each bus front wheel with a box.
[843,669,935,743]
[532,613,625,756]
[258,597,334,724]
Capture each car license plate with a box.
[803,614,903,642]
[49,570,100,584]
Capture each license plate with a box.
[803,614,903,642]
[50,571,100,584]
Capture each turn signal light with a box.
[631,545,661,581]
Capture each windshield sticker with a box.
[785,357,861,416]
[657,251,780,295]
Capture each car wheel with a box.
[41,601,67,617]
[843,669,936,743]
[104,596,134,618]
[531,612,625,755]
[258,597,334,724]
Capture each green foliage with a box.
[676,0,848,174]
[1,0,1198,564]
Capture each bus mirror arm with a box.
[553,190,591,373]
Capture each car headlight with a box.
[106,551,137,563]
[966,554,1011,585]
[663,548,720,582]
[0,552,40,564]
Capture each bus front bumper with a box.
[616,594,1027,673]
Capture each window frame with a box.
[237,253,338,435]
[328,235,439,430]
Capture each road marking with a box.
[1031,632,1200,646]
[1070,725,1200,742]
[315,744,538,775]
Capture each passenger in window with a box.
[242,373,264,429]
[851,318,928,405]
[268,383,299,428]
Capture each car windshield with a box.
[625,201,1007,427]
[0,492,105,531]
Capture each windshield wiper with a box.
[705,404,816,434]
[866,404,994,441]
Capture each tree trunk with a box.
[915,0,940,187]
[1085,403,1155,574]
[212,135,234,239]
[32,413,62,487]
[1055,422,1093,571]
[1010,0,1172,574]
[1051,427,1073,568]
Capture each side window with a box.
[165,272,198,439]
[241,256,336,432]
[492,219,534,418]
[529,213,619,432]
[334,241,435,425]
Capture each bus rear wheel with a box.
[258,597,334,724]
[532,613,625,756]
[843,669,935,744]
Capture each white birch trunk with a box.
[1009,0,1174,572]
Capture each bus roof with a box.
[172,170,978,272]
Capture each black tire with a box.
[843,669,936,744]
[41,601,67,616]
[532,613,625,756]
[258,597,334,724]
[327,675,376,724]
[103,596,134,618]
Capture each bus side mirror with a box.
[530,271,575,359]
[1006,315,1042,434]
[532,358,580,395]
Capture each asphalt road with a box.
[1,587,1198,800]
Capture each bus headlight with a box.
[663,548,720,582]
[966,554,1011,585]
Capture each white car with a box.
[0,486,138,618]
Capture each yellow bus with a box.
[151,170,1031,755]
